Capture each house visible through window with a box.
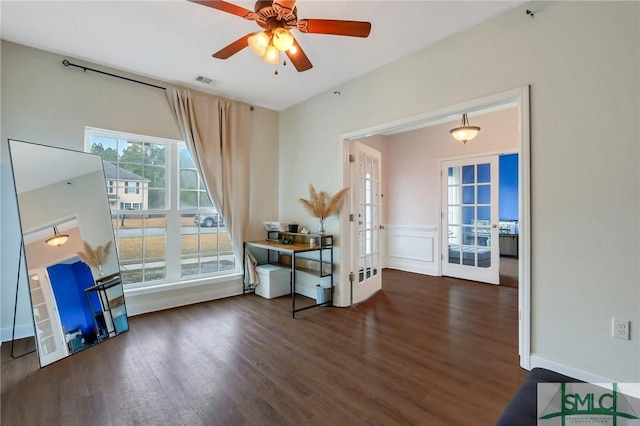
[86,127,236,287]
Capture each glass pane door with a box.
[442,155,499,285]
[351,141,382,303]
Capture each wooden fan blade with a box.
[212,33,252,59]
[297,19,372,38]
[285,38,312,72]
[188,0,253,19]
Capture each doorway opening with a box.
[341,86,530,369]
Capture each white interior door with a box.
[350,141,382,304]
[441,155,500,285]
[28,269,69,366]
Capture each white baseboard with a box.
[530,354,616,384]
[529,354,640,398]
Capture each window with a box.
[120,202,142,210]
[86,128,236,287]
[125,181,140,194]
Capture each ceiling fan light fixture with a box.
[272,28,294,52]
[450,113,481,144]
[262,44,279,64]
[248,31,270,56]
[45,226,70,247]
[196,0,371,73]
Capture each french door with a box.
[441,155,500,284]
[350,141,382,303]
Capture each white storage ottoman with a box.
[254,264,291,299]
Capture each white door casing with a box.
[350,141,382,304]
[441,155,500,285]
[341,86,530,370]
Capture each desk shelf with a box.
[267,230,333,248]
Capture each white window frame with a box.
[85,127,239,291]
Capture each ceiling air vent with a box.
[194,75,215,85]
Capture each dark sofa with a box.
[496,367,582,425]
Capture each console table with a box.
[243,232,334,318]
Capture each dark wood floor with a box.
[2,269,526,425]
[500,256,519,288]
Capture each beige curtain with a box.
[166,88,251,267]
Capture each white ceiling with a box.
[1,1,525,111]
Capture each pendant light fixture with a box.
[450,113,481,144]
[45,226,69,247]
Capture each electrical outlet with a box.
[612,318,630,340]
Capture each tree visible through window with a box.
[86,128,236,286]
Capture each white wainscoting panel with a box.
[385,225,439,276]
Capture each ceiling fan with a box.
[189,0,372,72]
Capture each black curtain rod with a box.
[62,59,166,91]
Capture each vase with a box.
[318,218,325,234]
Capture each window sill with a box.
[123,271,243,298]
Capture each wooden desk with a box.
[243,236,334,318]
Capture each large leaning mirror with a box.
[8,139,129,367]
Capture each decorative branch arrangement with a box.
[299,184,349,233]
[77,240,112,273]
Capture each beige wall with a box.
[1,41,279,338]
[279,2,640,382]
